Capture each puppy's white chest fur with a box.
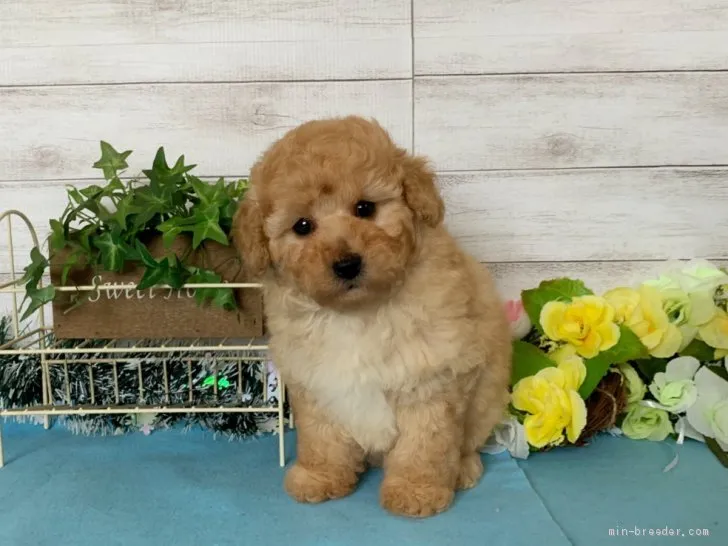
[271,302,437,452]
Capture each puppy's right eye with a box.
[292,218,315,236]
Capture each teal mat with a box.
[0,421,568,546]
[519,434,728,545]
[1,421,726,545]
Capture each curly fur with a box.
[233,116,512,518]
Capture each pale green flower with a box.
[672,260,728,294]
[686,362,728,451]
[643,261,728,349]
[621,404,674,441]
[617,363,647,404]
[648,356,700,414]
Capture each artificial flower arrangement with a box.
[485,260,728,469]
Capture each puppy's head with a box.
[233,116,444,308]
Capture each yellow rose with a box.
[540,295,620,358]
[603,287,641,324]
[511,358,587,448]
[548,344,586,391]
[699,308,728,350]
[605,285,682,358]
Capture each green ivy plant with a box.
[18,142,248,321]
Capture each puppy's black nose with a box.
[332,254,362,280]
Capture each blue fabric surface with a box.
[0,421,568,546]
[518,435,728,545]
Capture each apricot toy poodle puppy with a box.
[232,116,512,518]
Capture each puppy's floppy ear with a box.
[400,153,445,227]
[232,190,271,279]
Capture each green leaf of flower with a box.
[511,340,556,386]
[707,363,728,382]
[634,358,669,384]
[579,326,648,398]
[680,338,715,362]
[705,437,728,468]
[522,278,594,334]
[92,141,132,180]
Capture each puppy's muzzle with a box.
[332,253,363,281]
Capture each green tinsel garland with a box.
[0,316,283,439]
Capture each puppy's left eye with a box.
[354,200,376,219]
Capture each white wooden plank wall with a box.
[1,0,727,318]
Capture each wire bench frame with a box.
[0,209,289,468]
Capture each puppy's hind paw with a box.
[284,463,358,503]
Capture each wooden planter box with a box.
[49,235,264,340]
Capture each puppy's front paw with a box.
[284,463,358,503]
[380,477,454,518]
[456,452,484,490]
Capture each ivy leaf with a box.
[134,185,174,215]
[92,231,126,272]
[226,179,249,200]
[143,147,196,194]
[192,218,228,248]
[186,267,236,310]
[135,254,187,291]
[49,219,67,252]
[157,215,198,247]
[187,176,228,209]
[580,326,648,398]
[80,184,105,198]
[134,240,159,269]
[92,141,132,180]
[72,225,98,253]
[60,249,84,285]
[21,284,56,322]
[158,206,229,248]
[111,193,142,230]
[66,186,112,224]
[187,268,222,306]
[212,287,237,311]
[522,278,594,334]
[511,340,556,386]
[166,255,186,289]
[22,247,49,286]
[680,339,715,362]
[136,263,168,291]
[160,225,185,248]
